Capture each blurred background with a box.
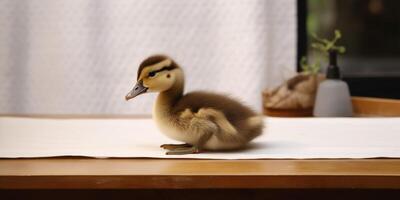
[0,0,296,115]
[1,0,399,115]
[300,0,400,99]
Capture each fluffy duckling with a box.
[125,55,264,155]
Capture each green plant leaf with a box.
[334,30,342,39]
[311,43,327,52]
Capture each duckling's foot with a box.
[166,146,200,155]
[160,143,192,150]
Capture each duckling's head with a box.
[125,55,182,100]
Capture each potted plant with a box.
[262,30,345,117]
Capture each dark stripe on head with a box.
[150,65,176,75]
[137,55,177,80]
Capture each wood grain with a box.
[1,158,400,189]
[262,96,400,117]
[352,96,400,116]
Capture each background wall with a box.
[0,0,296,115]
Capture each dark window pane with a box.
[305,0,400,98]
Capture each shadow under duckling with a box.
[125,55,264,155]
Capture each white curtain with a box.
[0,0,296,115]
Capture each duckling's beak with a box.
[125,80,148,101]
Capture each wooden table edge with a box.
[1,158,400,189]
[1,175,400,189]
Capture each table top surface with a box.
[1,110,400,189]
[1,158,400,189]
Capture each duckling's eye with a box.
[148,72,156,77]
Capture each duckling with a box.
[125,55,264,155]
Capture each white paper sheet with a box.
[1,117,400,159]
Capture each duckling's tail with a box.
[246,115,264,140]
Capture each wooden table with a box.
[1,158,400,189]
[1,97,400,199]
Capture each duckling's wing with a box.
[173,91,256,116]
[172,91,257,128]
[173,91,264,146]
